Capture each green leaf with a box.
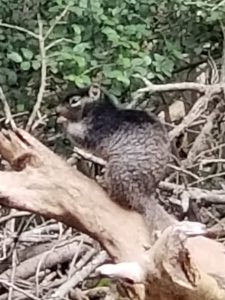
[7,52,23,63]
[133,66,147,76]
[156,73,165,81]
[105,70,123,79]
[172,49,183,60]
[129,41,140,50]
[161,59,174,77]
[20,61,31,71]
[147,72,155,80]
[32,60,41,70]
[74,56,86,68]
[61,52,74,60]
[143,56,152,66]
[79,0,87,8]
[65,74,91,86]
[104,69,130,85]
[69,6,83,16]
[80,75,91,85]
[90,59,98,66]
[72,24,81,35]
[49,61,58,74]
[74,35,82,44]
[73,42,89,53]
[65,74,77,82]
[153,53,165,63]
[110,85,123,96]
[21,48,33,60]
[112,7,121,16]
[102,27,119,43]
[132,58,144,67]
[120,57,131,68]
[117,74,130,85]
[90,0,101,11]
[50,67,58,74]
[97,278,111,287]
[116,40,131,48]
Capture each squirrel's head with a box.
[56,83,102,126]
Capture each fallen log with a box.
[0,128,224,300]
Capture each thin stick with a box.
[167,164,200,180]
[133,74,207,94]
[0,87,16,129]
[220,21,225,83]
[26,15,46,132]
[0,22,38,39]
[0,280,40,300]
[44,4,71,40]
[45,37,75,51]
[73,146,106,166]
[51,251,108,298]
[8,250,17,300]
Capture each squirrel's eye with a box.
[69,96,81,107]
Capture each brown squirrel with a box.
[56,83,171,229]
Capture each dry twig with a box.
[51,251,108,299]
[0,22,38,39]
[0,87,16,129]
[25,16,46,132]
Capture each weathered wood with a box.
[0,128,224,300]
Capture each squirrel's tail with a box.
[141,194,176,242]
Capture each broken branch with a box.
[0,129,225,299]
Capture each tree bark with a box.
[0,128,225,300]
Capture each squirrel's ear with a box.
[88,83,101,101]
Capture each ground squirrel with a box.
[56,83,171,228]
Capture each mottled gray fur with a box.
[56,84,171,227]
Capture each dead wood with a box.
[0,128,225,300]
[0,239,91,281]
[0,128,152,262]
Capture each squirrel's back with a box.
[82,101,169,162]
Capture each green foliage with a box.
[97,278,112,287]
[0,0,224,107]
[7,51,23,63]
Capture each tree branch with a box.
[0,128,152,262]
[0,87,16,129]
[0,22,39,39]
[45,37,75,51]
[168,87,221,140]
[0,129,225,299]
[44,4,71,40]
[159,181,225,204]
[0,6,72,132]
[25,16,46,132]
[220,21,225,83]
[133,75,207,96]
[130,77,223,142]
[73,146,106,166]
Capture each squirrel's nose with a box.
[56,115,68,125]
[55,105,69,125]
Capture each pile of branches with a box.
[0,219,110,300]
[1,60,225,299]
